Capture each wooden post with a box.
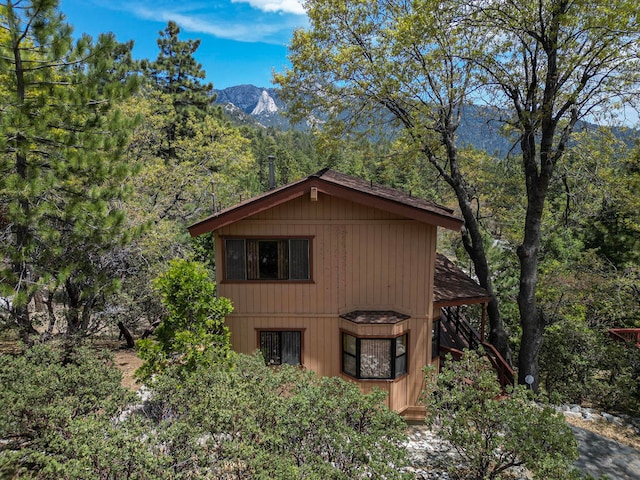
[481,303,487,342]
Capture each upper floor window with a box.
[224,238,310,281]
[342,332,408,380]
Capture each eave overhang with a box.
[188,169,463,236]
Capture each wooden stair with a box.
[439,307,514,388]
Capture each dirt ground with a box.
[113,348,144,391]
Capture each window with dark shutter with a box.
[260,330,302,365]
[224,238,311,281]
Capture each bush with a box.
[425,350,580,480]
[540,319,640,416]
[144,353,413,479]
[540,318,602,404]
[595,339,640,415]
[1,344,411,479]
[136,258,233,380]
[0,344,141,478]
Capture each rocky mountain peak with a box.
[251,90,279,116]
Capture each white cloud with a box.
[231,0,305,15]
[132,7,294,43]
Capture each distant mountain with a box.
[214,84,635,158]
[215,85,290,129]
[214,84,517,154]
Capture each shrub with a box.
[540,319,640,416]
[425,350,580,480]
[145,353,413,479]
[136,258,233,380]
[1,344,412,479]
[0,344,142,478]
[540,318,602,404]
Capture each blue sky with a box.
[60,0,308,89]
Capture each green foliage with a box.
[0,344,411,479]
[540,319,602,404]
[110,85,255,332]
[540,320,640,415]
[143,21,214,160]
[425,350,579,480]
[596,340,640,414]
[579,138,640,268]
[0,0,140,339]
[144,353,412,479]
[0,343,137,478]
[136,259,233,380]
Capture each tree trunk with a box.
[516,134,552,391]
[117,321,136,348]
[456,184,512,364]
[439,128,512,365]
[9,9,35,343]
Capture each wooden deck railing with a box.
[440,307,514,388]
[481,340,515,388]
[609,328,640,347]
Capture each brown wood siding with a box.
[217,194,435,317]
[215,192,437,413]
[227,315,341,377]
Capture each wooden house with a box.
[188,169,491,419]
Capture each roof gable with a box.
[188,169,463,236]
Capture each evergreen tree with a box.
[144,21,215,160]
[0,0,139,340]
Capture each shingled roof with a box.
[433,254,490,307]
[188,168,463,236]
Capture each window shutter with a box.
[281,331,301,365]
[225,239,246,280]
[289,239,309,280]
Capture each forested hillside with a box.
[1,0,639,478]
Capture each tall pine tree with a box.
[144,21,215,160]
[0,0,139,340]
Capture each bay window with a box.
[342,332,408,380]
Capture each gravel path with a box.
[405,424,640,480]
[571,426,640,480]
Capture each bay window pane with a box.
[395,353,407,377]
[396,335,406,356]
[343,353,356,376]
[360,339,392,378]
[343,333,356,355]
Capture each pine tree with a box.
[144,21,215,160]
[0,0,139,340]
